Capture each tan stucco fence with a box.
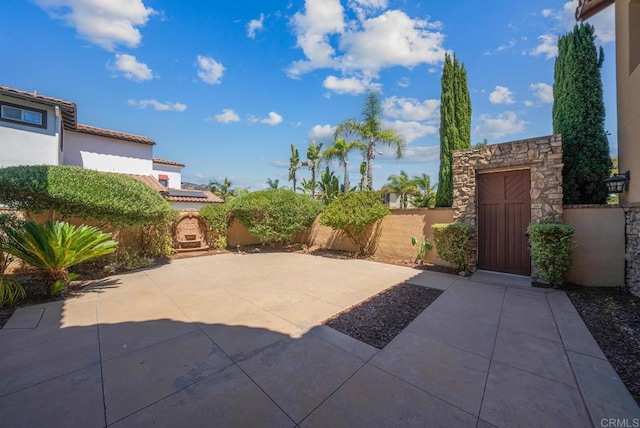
[228,205,627,288]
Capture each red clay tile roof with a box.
[165,190,223,204]
[153,157,185,167]
[128,174,223,204]
[576,0,614,20]
[75,124,155,146]
[129,174,167,192]
[0,85,77,129]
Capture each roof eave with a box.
[576,0,615,21]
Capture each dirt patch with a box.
[559,284,640,406]
[324,282,443,349]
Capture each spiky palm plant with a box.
[1,220,117,290]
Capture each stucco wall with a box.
[617,0,640,204]
[0,95,60,168]
[64,131,153,175]
[228,209,455,266]
[563,205,625,287]
[152,163,182,189]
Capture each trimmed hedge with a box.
[320,191,390,255]
[432,223,472,272]
[228,189,322,245]
[527,222,574,286]
[0,165,175,226]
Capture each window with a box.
[0,102,47,128]
[158,174,169,187]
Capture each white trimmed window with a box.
[0,102,46,128]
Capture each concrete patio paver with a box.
[0,252,638,427]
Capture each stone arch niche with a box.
[174,212,209,252]
[452,134,564,277]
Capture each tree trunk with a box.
[366,142,375,190]
[343,157,350,193]
[311,164,317,197]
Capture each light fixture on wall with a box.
[604,171,630,194]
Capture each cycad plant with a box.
[1,220,117,294]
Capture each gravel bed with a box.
[562,285,640,405]
[324,282,443,349]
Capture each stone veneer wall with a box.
[452,134,564,274]
[624,205,640,296]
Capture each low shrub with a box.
[0,276,26,308]
[199,203,232,248]
[320,191,390,256]
[228,189,322,245]
[0,212,25,276]
[527,222,575,286]
[431,223,472,272]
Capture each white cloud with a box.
[530,82,554,103]
[288,1,446,93]
[382,97,439,121]
[397,77,410,88]
[127,99,187,112]
[554,1,615,43]
[272,160,289,168]
[383,119,437,143]
[247,13,265,39]
[209,109,240,123]
[35,0,155,50]
[474,111,526,139]
[398,145,440,163]
[110,53,153,81]
[196,55,225,84]
[489,86,515,105]
[308,124,336,141]
[530,34,558,59]
[260,112,283,126]
[541,9,553,17]
[524,100,534,107]
[340,10,447,72]
[323,75,374,94]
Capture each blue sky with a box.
[1,0,617,190]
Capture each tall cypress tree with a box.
[553,23,611,204]
[436,53,471,207]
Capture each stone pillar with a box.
[624,205,640,296]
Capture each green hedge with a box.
[0,165,174,226]
[228,189,322,245]
[199,203,232,249]
[432,223,472,272]
[320,191,390,255]
[527,222,574,286]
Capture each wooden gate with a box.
[478,169,531,275]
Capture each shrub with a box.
[527,222,575,286]
[0,277,25,308]
[320,191,390,255]
[228,189,322,245]
[0,212,25,276]
[0,165,174,227]
[411,236,433,265]
[432,223,472,272]
[199,203,232,248]
[1,220,117,295]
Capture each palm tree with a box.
[288,144,300,192]
[303,141,323,197]
[208,177,236,200]
[266,178,280,189]
[322,138,365,193]
[381,170,420,209]
[1,220,117,293]
[317,167,341,203]
[358,160,368,190]
[412,173,437,208]
[335,92,405,189]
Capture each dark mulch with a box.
[559,284,640,405]
[324,282,443,349]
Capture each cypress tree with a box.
[553,23,611,204]
[436,53,471,207]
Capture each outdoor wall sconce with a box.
[604,171,630,194]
